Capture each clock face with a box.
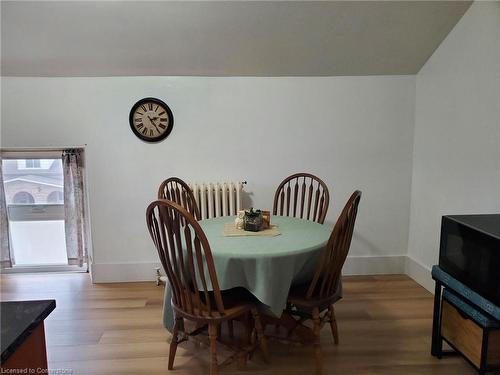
[129,98,174,142]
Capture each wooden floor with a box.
[0,273,475,375]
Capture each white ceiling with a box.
[1,1,472,77]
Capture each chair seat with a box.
[220,287,261,316]
[287,281,342,311]
[173,287,259,321]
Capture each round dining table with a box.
[162,215,334,330]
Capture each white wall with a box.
[407,2,500,291]
[1,76,415,281]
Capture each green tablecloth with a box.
[162,216,332,330]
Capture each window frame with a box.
[2,149,88,273]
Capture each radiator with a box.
[189,181,245,219]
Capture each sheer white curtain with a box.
[0,155,14,268]
[62,149,88,266]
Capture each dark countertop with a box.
[1,300,56,363]
[447,214,500,239]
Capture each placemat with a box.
[223,223,281,237]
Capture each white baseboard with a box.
[343,255,406,275]
[405,255,433,293]
[91,261,161,283]
[91,255,407,283]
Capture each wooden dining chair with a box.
[158,180,236,336]
[146,199,269,375]
[158,177,201,221]
[273,173,330,224]
[285,190,361,375]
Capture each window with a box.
[16,159,53,170]
[25,159,41,168]
[47,191,64,204]
[3,156,68,266]
[12,191,35,204]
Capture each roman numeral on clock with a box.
[159,124,166,129]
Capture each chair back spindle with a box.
[158,177,201,221]
[306,190,361,300]
[273,173,330,224]
[146,199,225,318]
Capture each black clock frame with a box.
[129,97,174,143]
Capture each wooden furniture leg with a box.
[431,281,443,358]
[245,312,253,345]
[328,304,339,345]
[208,323,219,375]
[312,307,323,375]
[168,317,182,370]
[251,308,270,362]
[245,312,255,361]
[227,320,234,339]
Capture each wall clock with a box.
[129,97,174,142]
